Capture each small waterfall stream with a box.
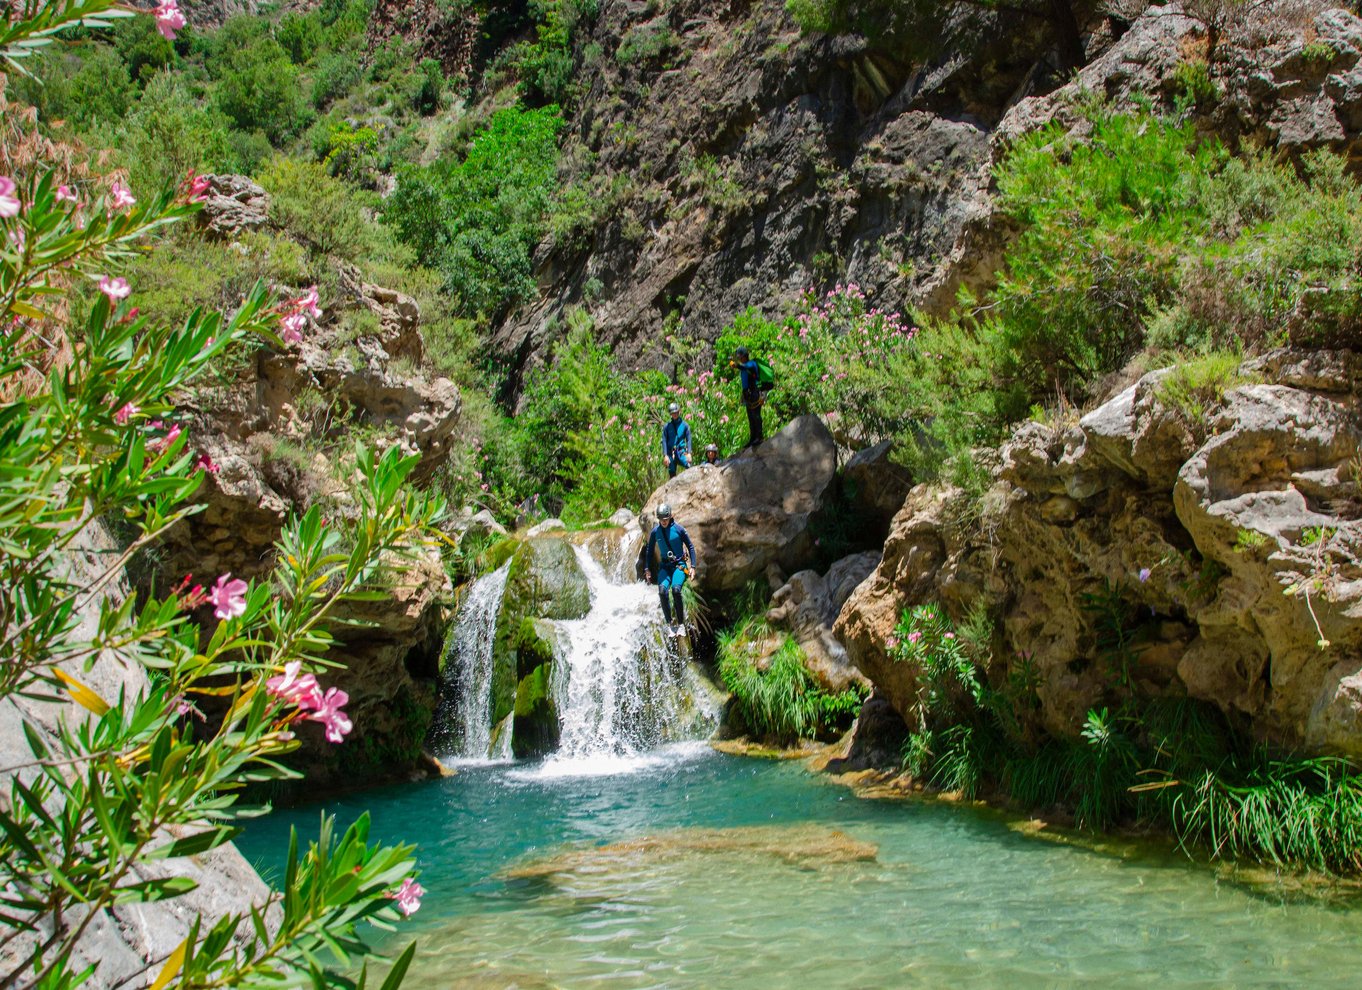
[550,542,710,767]
[432,563,510,762]
[432,531,720,769]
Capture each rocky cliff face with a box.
[166,176,461,790]
[493,0,1035,377]
[838,348,1362,756]
[832,3,1362,761]
[491,0,1362,382]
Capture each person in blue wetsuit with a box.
[661,401,692,477]
[730,346,764,448]
[644,502,697,638]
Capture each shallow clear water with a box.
[237,749,1362,990]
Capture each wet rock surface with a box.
[502,823,878,882]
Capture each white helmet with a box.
[668,402,680,414]
[657,503,673,520]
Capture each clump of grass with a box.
[717,620,863,743]
[1155,350,1260,436]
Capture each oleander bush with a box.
[0,3,441,986]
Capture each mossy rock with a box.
[489,537,589,726]
[490,614,559,727]
[505,537,591,621]
[480,536,519,573]
[512,662,560,758]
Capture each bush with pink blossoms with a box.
[456,292,922,527]
[0,3,436,988]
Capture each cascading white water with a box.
[433,563,510,762]
[544,538,719,772]
[432,531,722,774]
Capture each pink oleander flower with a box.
[149,423,182,455]
[99,276,131,302]
[55,184,79,204]
[185,172,211,204]
[266,660,324,710]
[154,0,186,40]
[173,694,206,721]
[281,311,306,343]
[295,285,320,318]
[194,452,220,474]
[943,632,955,640]
[0,177,19,218]
[109,182,136,212]
[209,572,249,620]
[907,631,922,644]
[390,878,424,917]
[885,635,899,651]
[307,687,352,743]
[113,401,139,425]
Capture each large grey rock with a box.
[767,552,879,694]
[198,174,270,239]
[641,415,839,593]
[1174,383,1362,748]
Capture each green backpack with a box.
[754,357,776,391]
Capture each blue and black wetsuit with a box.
[646,520,697,626]
[737,359,764,446]
[661,417,692,477]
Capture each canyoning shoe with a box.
[675,624,687,639]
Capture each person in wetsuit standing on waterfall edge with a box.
[644,503,696,639]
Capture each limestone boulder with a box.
[154,263,461,790]
[197,174,269,239]
[1173,383,1362,750]
[767,553,878,695]
[834,485,957,719]
[641,415,838,593]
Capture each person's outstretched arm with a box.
[681,525,697,571]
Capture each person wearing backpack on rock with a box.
[643,502,696,639]
[661,401,691,477]
[730,346,765,448]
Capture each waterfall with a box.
[432,563,510,762]
[431,531,722,773]
[545,539,719,771]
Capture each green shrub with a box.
[615,22,677,66]
[322,120,381,180]
[112,16,176,82]
[385,104,564,316]
[115,72,237,198]
[311,51,365,108]
[408,57,445,114]
[13,44,137,126]
[212,17,310,142]
[277,8,324,64]
[127,230,309,326]
[1154,350,1258,435]
[258,157,386,259]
